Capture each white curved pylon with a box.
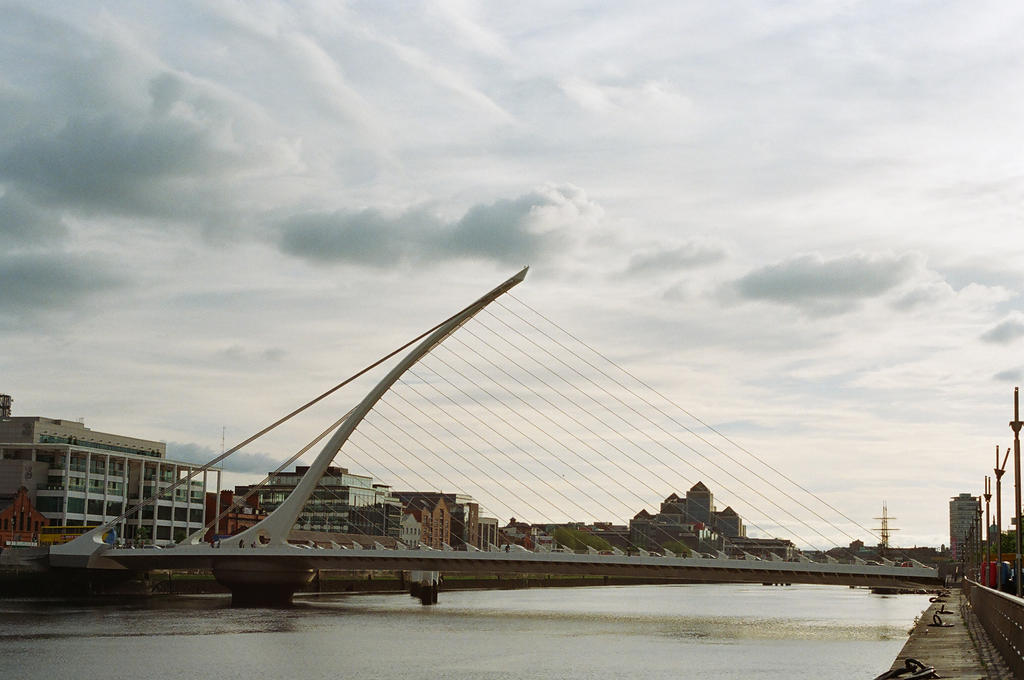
[229,267,529,547]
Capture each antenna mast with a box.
[873,501,899,550]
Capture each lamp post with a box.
[984,475,992,585]
[1011,387,1023,597]
[977,504,984,581]
[996,445,1009,590]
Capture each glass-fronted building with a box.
[0,416,220,543]
[240,465,402,538]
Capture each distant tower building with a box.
[949,492,980,561]
[685,481,713,525]
[713,505,745,538]
[659,492,685,515]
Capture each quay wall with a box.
[0,568,717,598]
[888,585,1012,679]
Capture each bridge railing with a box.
[964,579,1024,676]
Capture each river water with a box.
[0,583,927,679]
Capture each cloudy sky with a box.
[3,1,1023,548]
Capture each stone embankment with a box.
[887,586,1012,679]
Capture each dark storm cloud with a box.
[730,252,918,315]
[1,100,253,222]
[278,207,435,266]
[0,252,125,316]
[440,193,566,262]
[166,441,282,475]
[0,7,287,232]
[625,241,727,276]
[278,188,583,267]
[981,318,1024,344]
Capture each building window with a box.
[36,497,61,513]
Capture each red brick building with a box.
[0,486,48,547]
[203,490,266,541]
[404,497,451,549]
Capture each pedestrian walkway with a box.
[888,586,1013,679]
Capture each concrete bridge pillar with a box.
[212,558,315,607]
[408,570,439,605]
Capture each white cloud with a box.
[625,239,728,276]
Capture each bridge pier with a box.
[409,570,439,605]
[212,558,315,607]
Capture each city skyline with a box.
[4,3,1024,548]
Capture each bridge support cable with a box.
[405,359,784,556]
[222,267,529,548]
[347,423,560,541]
[422,351,640,520]
[405,363,632,524]
[190,408,356,544]
[387,384,737,556]
[440,331,832,555]
[53,273,534,557]
[379,379,578,521]
[364,381,735,553]
[502,294,884,548]
[346,437,527,535]
[281,390,633,548]
[212,419,436,546]
[489,301,868,550]
[459,316,843,555]
[426,339,786,554]
[439,337,671,510]
[371,394,565,523]
[424,340,827,556]
[357,413,545,524]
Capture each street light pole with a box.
[1011,387,1023,597]
[996,445,1009,591]
[984,475,992,585]
[977,504,984,581]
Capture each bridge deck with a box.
[73,544,942,589]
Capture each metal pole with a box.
[996,445,1009,591]
[1012,387,1023,597]
[977,504,983,581]
[984,475,992,586]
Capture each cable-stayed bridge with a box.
[50,267,942,604]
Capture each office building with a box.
[238,465,403,538]
[0,415,218,543]
[949,492,980,561]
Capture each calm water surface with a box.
[0,583,928,679]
